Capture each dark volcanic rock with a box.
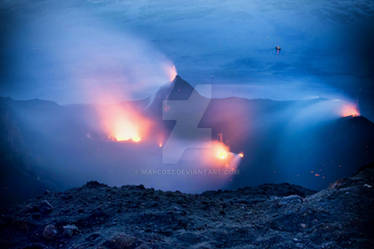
[42,224,57,240]
[103,233,143,249]
[0,165,373,248]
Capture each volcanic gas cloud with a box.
[97,102,151,143]
[89,64,177,144]
[341,103,360,117]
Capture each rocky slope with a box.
[0,165,373,249]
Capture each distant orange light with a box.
[96,101,150,144]
[238,152,244,158]
[131,136,141,143]
[201,141,242,171]
[217,150,228,160]
[212,142,230,161]
[167,65,177,82]
[158,142,163,148]
[112,134,142,143]
[111,121,140,142]
[341,104,359,117]
[315,173,320,177]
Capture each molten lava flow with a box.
[341,104,360,117]
[167,64,177,82]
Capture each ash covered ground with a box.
[1,165,373,249]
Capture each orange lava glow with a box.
[199,141,243,171]
[211,141,230,161]
[167,65,177,82]
[131,135,142,143]
[157,134,165,148]
[341,104,360,117]
[97,102,151,143]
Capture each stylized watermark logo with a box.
[135,168,240,176]
[162,85,212,164]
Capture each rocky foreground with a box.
[1,166,374,249]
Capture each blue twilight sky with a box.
[1,0,373,117]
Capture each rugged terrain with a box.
[2,77,374,199]
[0,165,373,249]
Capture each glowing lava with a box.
[211,141,230,161]
[341,104,360,117]
[96,102,150,143]
[110,116,140,142]
[198,140,244,171]
[131,135,142,143]
[216,148,228,160]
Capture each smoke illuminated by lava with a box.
[97,103,151,143]
[85,64,176,144]
[199,141,241,170]
[213,142,230,160]
[90,89,152,143]
[341,104,360,117]
[167,64,178,82]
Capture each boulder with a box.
[42,224,57,240]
